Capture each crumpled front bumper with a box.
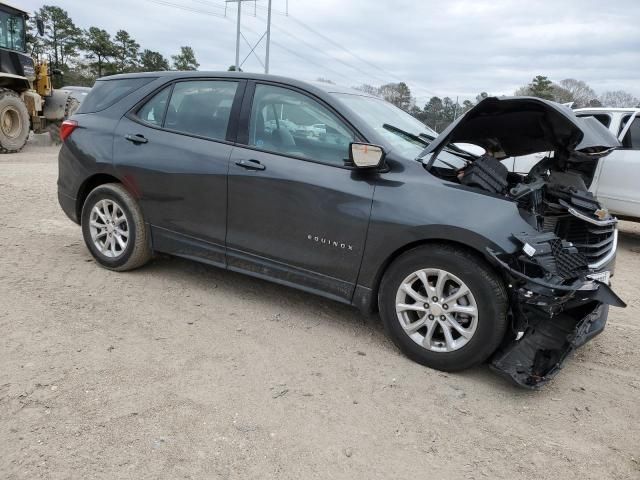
[487,249,626,389]
[490,301,609,388]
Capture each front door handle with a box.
[125,134,148,144]
[235,159,266,171]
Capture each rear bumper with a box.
[58,190,79,224]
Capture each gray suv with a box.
[57,72,625,388]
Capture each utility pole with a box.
[265,0,272,73]
[227,0,273,74]
[235,0,241,70]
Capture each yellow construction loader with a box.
[0,2,79,152]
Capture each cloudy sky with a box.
[22,0,640,104]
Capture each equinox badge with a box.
[307,234,354,251]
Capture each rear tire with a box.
[81,183,152,271]
[0,89,30,153]
[379,244,508,372]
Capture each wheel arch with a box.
[76,173,123,222]
[357,235,510,314]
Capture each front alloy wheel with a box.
[395,268,478,352]
[379,244,508,372]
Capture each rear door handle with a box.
[125,134,148,144]
[235,159,266,171]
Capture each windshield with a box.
[333,92,468,169]
[334,93,437,155]
[0,11,26,52]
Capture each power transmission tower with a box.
[226,0,273,74]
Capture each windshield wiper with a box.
[383,123,477,164]
[440,142,477,160]
[382,124,430,146]
[419,132,436,141]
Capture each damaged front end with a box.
[418,96,627,388]
[486,213,626,388]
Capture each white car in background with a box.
[508,107,640,220]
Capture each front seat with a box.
[271,126,296,148]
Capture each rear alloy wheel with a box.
[89,199,130,258]
[379,244,508,372]
[0,89,30,153]
[81,183,152,271]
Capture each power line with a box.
[285,15,438,97]
[144,0,439,98]
[196,0,287,16]
[181,0,439,95]
[143,0,352,81]
[188,0,227,12]
[252,12,393,86]
[144,0,227,19]
[189,0,410,85]
[237,18,357,83]
[251,2,439,97]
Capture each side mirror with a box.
[36,18,45,36]
[349,142,385,169]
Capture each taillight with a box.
[60,120,78,142]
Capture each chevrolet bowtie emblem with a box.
[594,208,609,220]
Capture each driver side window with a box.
[248,84,355,166]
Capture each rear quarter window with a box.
[77,77,155,113]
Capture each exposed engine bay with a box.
[417,97,626,388]
[450,153,625,387]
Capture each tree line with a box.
[353,76,640,132]
[515,75,640,110]
[26,5,200,86]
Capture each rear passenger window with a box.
[165,80,238,141]
[136,86,171,126]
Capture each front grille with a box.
[550,239,589,279]
[555,217,616,266]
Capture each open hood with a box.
[418,96,620,166]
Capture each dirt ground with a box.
[1,145,639,480]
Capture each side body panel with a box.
[225,80,376,302]
[112,116,233,265]
[57,113,123,223]
[226,146,375,302]
[355,157,537,291]
[57,76,170,223]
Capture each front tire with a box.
[81,183,151,271]
[379,244,508,372]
